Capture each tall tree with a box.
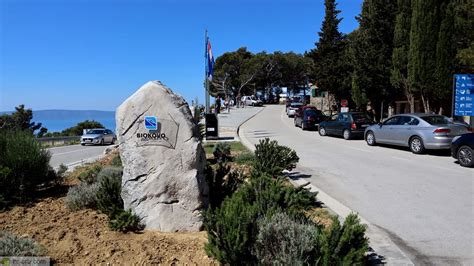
[408,0,442,113]
[351,0,397,118]
[0,105,47,135]
[307,0,349,101]
[453,0,474,71]
[434,0,457,114]
[391,0,414,113]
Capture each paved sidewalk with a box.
[205,106,264,141]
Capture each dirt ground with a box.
[0,195,216,264]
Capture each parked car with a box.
[241,95,263,106]
[319,112,374,140]
[286,102,304,117]
[364,114,470,154]
[451,133,474,167]
[294,107,327,130]
[80,128,116,146]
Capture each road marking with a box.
[51,146,103,156]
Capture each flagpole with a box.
[204,30,210,113]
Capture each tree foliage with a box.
[0,105,47,136]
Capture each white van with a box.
[241,96,263,106]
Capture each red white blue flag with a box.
[206,37,215,81]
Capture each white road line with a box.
[51,149,87,156]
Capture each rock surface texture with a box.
[116,81,208,232]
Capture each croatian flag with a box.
[206,37,215,81]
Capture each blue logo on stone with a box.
[144,116,158,130]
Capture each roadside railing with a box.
[37,136,80,147]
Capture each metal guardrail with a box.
[37,136,80,147]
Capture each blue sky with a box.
[0,0,362,111]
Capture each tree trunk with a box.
[421,93,430,113]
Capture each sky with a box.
[0,0,362,111]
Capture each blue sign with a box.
[454,74,474,116]
[144,116,158,130]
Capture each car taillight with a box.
[467,127,473,132]
[433,128,450,134]
[351,122,357,129]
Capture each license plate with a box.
[85,139,92,142]
[361,124,369,127]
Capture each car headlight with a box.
[452,136,461,143]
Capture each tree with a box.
[408,0,442,113]
[61,120,104,136]
[278,52,314,96]
[391,0,415,113]
[351,0,397,118]
[308,0,350,101]
[453,0,474,71]
[0,105,48,135]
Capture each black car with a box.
[319,112,375,140]
[451,133,474,167]
[294,107,327,130]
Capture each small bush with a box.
[57,164,68,178]
[234,152,256,165]
[254,212,321,265]
[110,154,122,167]
[77,164,102,184]
[0,231,45,256]
[254,138,299,176]
[0,130,55,203]
[206,163,242,208]
[108,209,144,232]
[213,142,231,162]
[96,167,124,218]
[204,189,260,264]
[65,182,99,211]
[319,214,369,265]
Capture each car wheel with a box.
[366,131,376,146]
[319,126,327,136]
[100,138,104,146]
[111,138,116,144]
[343,129,352,140]
[301,122,306,131]
[81,143,85,146]
[409,136,425,154]
[294,119,298,127]
[457,145,474,167]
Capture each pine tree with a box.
[408,0,442,113]
[391,0,414,113]
[308,0,350,102]
[351,0,397,118]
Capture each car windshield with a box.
[87,129,104,134]
[305,110,323,116]
[420,115,450,125]
[352,113,371,122]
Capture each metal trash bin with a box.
[205,113,218,139]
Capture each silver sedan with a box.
[80,128,116,146]
[364,114,470,154]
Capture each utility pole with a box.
[204,30,210,113]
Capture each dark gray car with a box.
[364,114,469,154]
[80,128,116,146]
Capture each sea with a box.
[29,110,116,133]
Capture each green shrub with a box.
[110,154,122,167]
[204,189,260,264]
[57,164,68,178]
[96,167,123,218]
[319,214,369,265]
[0,231,45,256]
[254,138,299,176]
[254,212,321,265]
[206,163,242,208]
[212,142,231,162]
[108,209,144,232]
[77,164,102,184]
[0,130,56,203]
[65,182,99,211]
[205,174,317,264]
[234,152,256,165]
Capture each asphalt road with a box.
[48,144,110,170]
[240,105,473,265]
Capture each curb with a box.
[237,106,414,266]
